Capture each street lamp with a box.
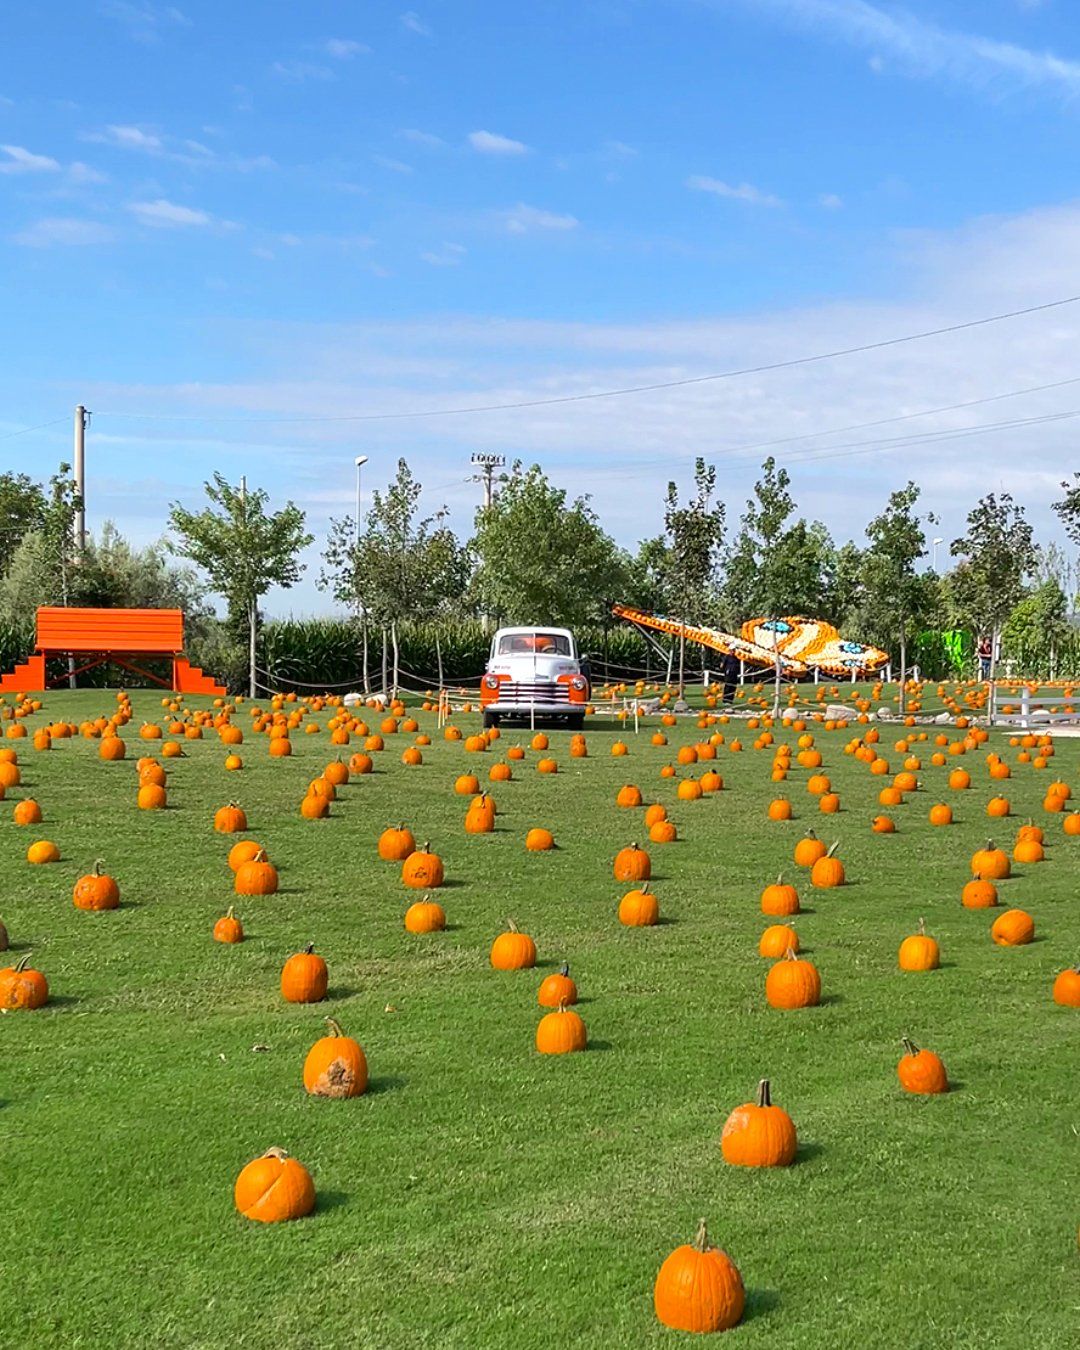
[932,537,944,571]
[354,456,369,544]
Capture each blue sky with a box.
[3,1,1080,613]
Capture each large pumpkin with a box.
[303,1018,368,1097]
[970,841,1010,880]
[613,843,651,882]
[991,908,1034,946]
[760,875,799,916]
[234,849,278,895]
[654,1219,745,1334]
[618,885,659,927]
[378,824,416,861]
[535,1002,588,1054]
[490,919,537,970]
[73,860,120,911]
[281,945,328,1003]
[402,843,444,889]
[234,1147,316,1223]
[765,949,821,1009]
[720,1079,797,1167]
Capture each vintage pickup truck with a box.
[480,626,590,729]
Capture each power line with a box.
[0,416,68,443]
[92,292,1080,425]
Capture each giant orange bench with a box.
[0,607,225,695]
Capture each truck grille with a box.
[501,681,570,703]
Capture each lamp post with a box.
[354,456,370,693]
[932,537,944,572]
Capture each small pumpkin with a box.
[898,917,939,971]
[73,860,120,911]
[897,1037,948,1095]
[928,803,952,827]
[1051,966,1080,1007]
[464,793,496,834]
[213,906,244,943]
[213,802,248,832]
[525,827,555,852]
[613,842,651,882]
[234,849,279,896]
[970,840,1010,880]
[538,962,577,1007]
[765,948,821,1009]
[378,824,416,861]
[619,884,659,927]
[759,922,798,958]
[793,829,827,869]
[228,839,265,872]
[961,876,998,909]
[303,1018,368,1097]
[767,797,792,821]
[490,919,537,970]
[404,895,446,933]
[535,1001,588,1054]
[991,907,1034,947]
[616,784,643,808]
[654,1218,745,1334]
[871,814,896,834]
[137,783,167,810]
[281,944,329,1003]
[27,839,60,864]
[809,842,845,889]
[234,1147,316,1223]
[0,953,49,1009]
[402,843,444,889]
[13,798,42,826]
[760,874,799,916]
[720,1079,797,1168]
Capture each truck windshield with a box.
[496,633,571,656]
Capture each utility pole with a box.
[240,475,256,700]
[471,454,505,633]
[73,405,88,550]
[354,455,369,694]
[470,453,506,510]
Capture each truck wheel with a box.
[566,713,585,732]
[482,711,500,729]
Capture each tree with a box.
[0,472,48,578]
[1052,472,1080,547]
[169,474,312,697]
[1001,580,1070,678]
[662,458,725,693]
[949,492,1036,691]
[321,459,468,692]
[468,462,628,628]
[861,482,932,712]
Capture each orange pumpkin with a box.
[654,1219,745,1334]
[213,906,244,943]
[73,860,120,911]
[720,1079,797,1167]
[535,1002,588,1054]
[303,1018,368,1097]
[991,908,1034,946]
[490,919,537,970]
[234,1147,316,1223]
[280,944,329,1003]
[402,843,444,889]
[897,1038,948,1094]
[538,963,577,1007]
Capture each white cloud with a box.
[86,123,164,152]
[421,242,466,266]
[13,217,116,246]
[733,0,1080,99]
[399,128,444,147]
[128,197,212,227]
[270,60,334,83]
[252,246,276,260]
[323,38,370,59]
[81,123,273,172]
[687,174,784,207]
[372,154,413,174]
[401,11,432,37]
[99,2,190,44]
[605,140,638,159]
[68,161,109,185]
[819,192,844,210]
[0,144,61,174]
[469,129,529,156]
[501,203,579,234]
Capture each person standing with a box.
[721,650,740,704]
[977,635,992,680]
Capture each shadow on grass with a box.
[588,1039,614,1052]
[46,994,80,1009]
[817,993,844,1007]
[315,1190,349,1213]
[654,915,678,926]
[439,879,469,891]
[743,1288,780,1323]
[326,986,361,1001]
[796,1141,825,1164]
[367,1075,407,1095]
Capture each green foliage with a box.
[469,462,628,625]
[1001,580,1072,676]
[662,458,725,619]
[949,493,1035,645]
[0,470,48,577]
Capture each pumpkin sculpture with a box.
[538,963,577,1007]
[402,843,444,889]
[303,1018,368,1098]
[654,1218,745,1334]
[898,917,939,971]
[73,860,120,912]
[281,945,329,1003]
[234,849,278,896]
[720,1079,797,1168]
[490,919,537,970]
[234,1147,316,1223]
[0,953,49,1009]
[535,1001,588,1054]
[765,949,821,1009]
[897,1037,948,1095]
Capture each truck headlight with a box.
[483,675,500,690]
[570,676,587,691]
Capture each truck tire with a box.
[482,710,500,729]
[566,712,585,732]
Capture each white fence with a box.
[992,687,1080,729]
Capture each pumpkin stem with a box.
[14,953,31,972]
[253,849,268,862]
[804,828,818,841]
[506,918,518,932]
[225,905,235,920]
[262,1146,290,1160]
[783,945,797,961]
[558,962,570,977]
[692,1218,710,1253]
[901,1037,919,1057]
[756,1078,772,1108]
[776,871,783,885]
[917,917,926,935]
[93,858,106,876]
[303,943,315,954]
[825,840,840,857]
[325,1017,345,1038]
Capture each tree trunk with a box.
[360,609,370,694]
[678,627,686,699]
[391,620,400,700]
[772,623,782,720]
[898,621,907,717]
[380,627,388,697]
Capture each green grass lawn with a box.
[1,690,1076,1349]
